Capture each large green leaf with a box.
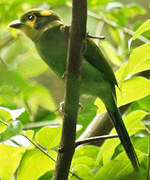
[95,151,145,180]
[0,144,25,180]
[69,164,94,180]
[74,145,99,160]
[96,110,146,165]
[17,149,56,180]
[71,157,96,169]
[96,76,150,113]
[120,43,150,81]
[35,126,61,149]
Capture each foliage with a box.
[0,0,150,179]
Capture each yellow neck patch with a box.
[26,15,37,28]
[40,10,52,16]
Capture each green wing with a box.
[84,38,118,87]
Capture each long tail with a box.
[105,97,139,171]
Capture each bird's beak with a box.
[8,20,24,29]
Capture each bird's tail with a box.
[105,97,139,171]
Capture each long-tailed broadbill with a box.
[9,9,139,170]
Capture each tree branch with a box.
[78,104,129,146]
[75,134,118,147]
[53,1,87,180]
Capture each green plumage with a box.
[9,9,139,170]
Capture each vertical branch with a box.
[53,0,87,180]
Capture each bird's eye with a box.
[28,15,35,21]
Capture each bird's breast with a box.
[35,28,68,77]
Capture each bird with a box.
[9,9,139,170]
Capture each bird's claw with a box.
[60,25,70,36]
[56,101,83,114]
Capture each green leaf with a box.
[69,164,93,180]
[35,126,61,149]
[97,110,146,165]
[38,171,53,180]
[0,121,22,142]
[74,145,99,160]
[72,157,96,169]
[0,108,11,121]
[120,43,150,81]
[17,149,56,180]
[0,144,25,180]
[132,19,150,40]
[96,76,150,113]
[134,137,148,154]
[95,151,144,180]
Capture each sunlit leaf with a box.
[120,43,150,81]
[17,149,56,180]
[95,151,144,180]
[0,144,25,180]
[35,126,61,149]
[0,106,25,120]
[74,145,99,160]
[70,164,93,180]
[96,76,150,113]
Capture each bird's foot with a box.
[60,25,70,36]
[57,101,83,114]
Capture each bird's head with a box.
[9,9,63,40]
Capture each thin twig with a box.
[21,133,56,161]
[87,34,105,40]
[23,121,61,130]
[0,119,8,126]
[75,134,118,147]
